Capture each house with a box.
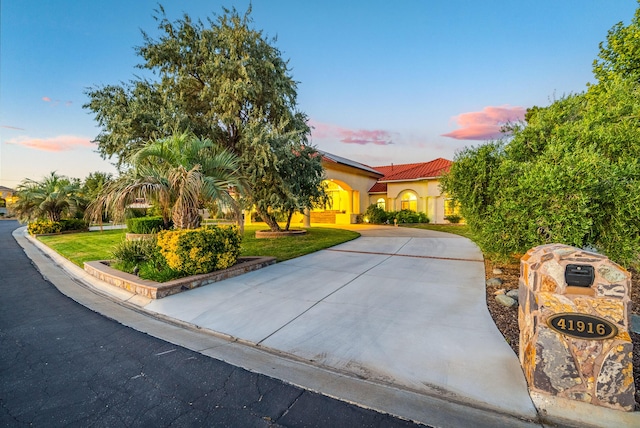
[240,151,452,226]
[0,186,16,216]
[242,151,457,226]
[313,152,456,224]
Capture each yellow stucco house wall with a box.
[313,152,455,224]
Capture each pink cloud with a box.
[6,135,93,152]
[309,120,393,146]
[442,105,526,140]
[42,96,72,107]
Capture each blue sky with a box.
[0,0,637,187]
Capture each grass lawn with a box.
[37,224,360,268]
[241,225,359,261]
[38,229,128,267]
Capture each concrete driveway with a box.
[144,224,538,419]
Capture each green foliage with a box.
[84,6,324,233]
[363,204,429,224]
[157,226,242,275]
[125,208,148,219]
[14,172,86,223]
[111,237,158,264]
[111,236,178,281]
[28,220,63,235]
[593,3,640,84]
[28,218,88,235]
[86,133,245,230]
[39,225,358,275]
[444,215,462,224]
[126,216,166,234]
[392,210,429,224]
[364,204,388,224]
[442,4,640,266]
[58,219,89,232]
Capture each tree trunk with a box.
[172,207,201,230]
[255,206,281,232]
[234,206,244,235]
[284,210,293,231]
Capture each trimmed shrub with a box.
[444,215,462,224]
[392,210,429,224]
[364,204,388,224]
[126,216,165,234]
[28,220,62,235]
[157,226,242,275]
[126,207,148,218]
[59,218,89,232]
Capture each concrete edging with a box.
[255,229,307,238]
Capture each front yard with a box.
[37,224,360,268]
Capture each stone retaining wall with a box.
[85,256,276,299]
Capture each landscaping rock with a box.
[486,277,503,287]
[495,294,517,308]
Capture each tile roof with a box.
[374,158,452,182]
[368,182,387,193]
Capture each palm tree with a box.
[87,133,245,230]
[13,172,85,223]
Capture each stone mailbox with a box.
[519,244,635,411]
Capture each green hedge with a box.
[126,216,165,234]
[59,218,89,232]
[363,204,429,224]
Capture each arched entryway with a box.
[309,179,360,224]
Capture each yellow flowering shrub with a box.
[156,226,241,275]
[28,220,63,235]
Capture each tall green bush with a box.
[441,5,640,266]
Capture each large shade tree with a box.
[441,4,640,266]
[13,172,85,223]
[86,133,245,230]
[85,6,326,231]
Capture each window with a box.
[400,192,417,211]
[376,198,385,210]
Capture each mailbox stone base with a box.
[519,244,635,412]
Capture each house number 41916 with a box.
[547,313,618,340]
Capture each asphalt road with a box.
[0,220,427,427]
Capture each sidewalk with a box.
[15,224,640,427]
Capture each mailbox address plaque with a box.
[547,313,618,340]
